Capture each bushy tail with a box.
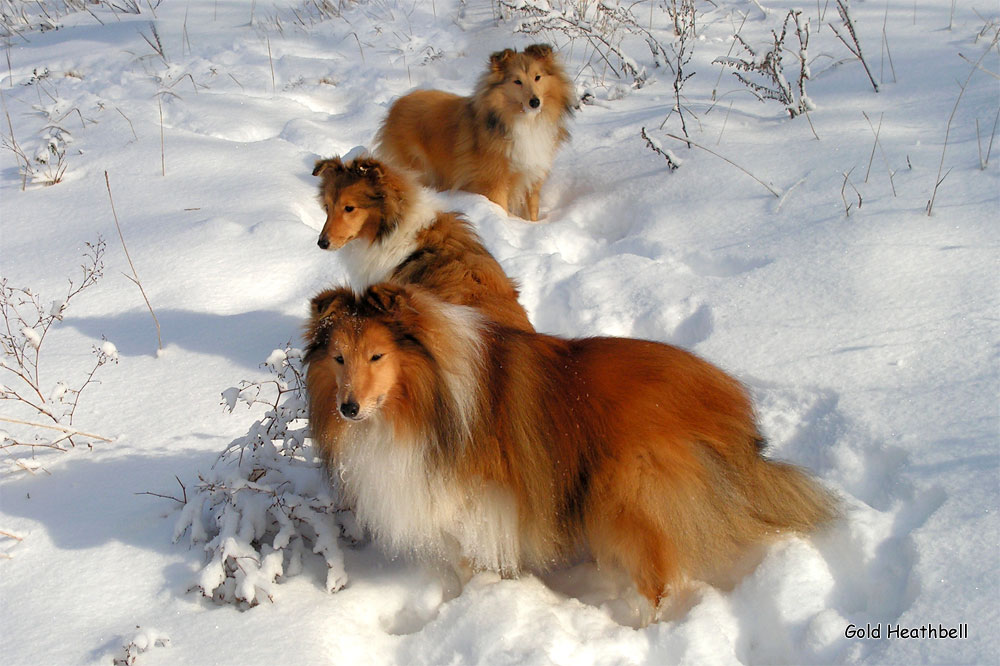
[744,457,838,533]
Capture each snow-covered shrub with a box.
[714,10,814,119]
[174,346,351,607]
[497,0,673,89]
[1,238,116,473]
[112,627,169,666]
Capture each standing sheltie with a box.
[374,44,574,221]
[311,155,532,333]
[304,283,836,611]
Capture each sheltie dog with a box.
[374,44,573,221]
[304,283,836,610]
[311,155,532,333]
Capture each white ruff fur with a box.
[334,303,522,573]
[338,186,440,291]
[508,114,560,185]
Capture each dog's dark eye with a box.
[514,79,522,85]
[534,75,541,81]
[334,355,344,364]
[344,205,355,213]
[371,353,383,362]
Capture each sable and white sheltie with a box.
[304,283,836,610]
[311,155,532,333]
[374,44,573,221]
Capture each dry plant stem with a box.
[717,100,734,145]
[927,37,998,215]
[1,240,109,449]
[104,171,163,350]
[957,52,1000,81]
[0,416,112,442]
[136,476,187,504]
[714,10,811,118]
[667,0,697,145]
[347,32,365,64]
[862,111,895,195]
[832,0,879,93]
[711,11,749,101]
[158,97,165,176]
[1,88,31,190]
[266,35,275,94]
[841,168,862,216]
[663,132,781,197]
[881,4,897,84]
[978,107,1000,169]
[115,106,138,140]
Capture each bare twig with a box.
[115,106,138,140]
[978,107,1000,169]
[928,38,998,215]
[0,416,111,442]
[104,171,163,350]
[1,240,111,451]
[136,476,187,504]
[157,96,165,176]
[664,0,696,144]
[880,3,897,84]
[266,35,275,95]
[831,0,879,93]
[641,126,681,170]
[663,132,782,197]
[1,88,31,190]
[862,111,896,196]
[840,167,862,216]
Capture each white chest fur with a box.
[335,419,522,574]
[338,188,439,290]
[508,116,560,184]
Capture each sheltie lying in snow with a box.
[311,155,532,333]
[304,283,836,608]
[375,44,573,221]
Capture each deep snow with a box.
[1,0,997,664]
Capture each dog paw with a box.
[379,580,445,635]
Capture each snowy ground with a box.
[1,0,997,664]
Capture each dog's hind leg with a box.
[583,466,682,607]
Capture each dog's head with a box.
[312,156,408,251]
[482,44,568,118]
[304,284,422,423]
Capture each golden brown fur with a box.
[375,44,573,221]
[304,284,837,609]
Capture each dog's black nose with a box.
[529,96,540,108]
[340,401,360,418]
[317,236,330,249]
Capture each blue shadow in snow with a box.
[65,308,305,369]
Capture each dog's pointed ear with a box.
[489,48,515,72]
[313,157,344,177]
[305,286,356,359]
[310,286,356,320]
[354,158,385,183]
[524,43,554,60]
[364,283,410,315]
